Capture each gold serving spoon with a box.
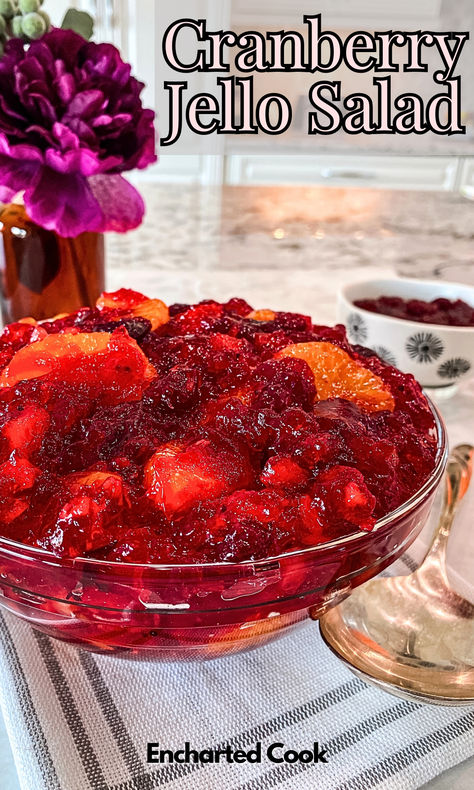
[319,444,474,705]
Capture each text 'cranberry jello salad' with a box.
[0,290,437,564]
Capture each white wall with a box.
[45,0,78,27]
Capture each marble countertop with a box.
[106,183,474,309]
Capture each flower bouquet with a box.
[0,2,156,322]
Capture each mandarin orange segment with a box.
[131,298,169,330]
[2,404,50,455]
[205,614,292,656]
[276,342,395,413]
[247,309,277,322]
[68,470,123,489]
[67,471,129,506]
[0,333,112,386]
[0,331,156,392]
[97,289,169,330]
[96,288,147,310]
[144,438,253,517]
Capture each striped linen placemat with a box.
[0,536,473,790]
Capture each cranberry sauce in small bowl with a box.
[338,278,474,393]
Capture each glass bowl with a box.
[0,401,447,661]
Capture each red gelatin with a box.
[0,290,437,568]
[354,295,474,326]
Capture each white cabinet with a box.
[144,155,223,185]
[231,0,443,28]
[459,158,474,188]
[458,157,474,198]
[225,154,459,191]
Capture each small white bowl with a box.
[338,278,474,390]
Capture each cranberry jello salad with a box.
[0,289,437,564]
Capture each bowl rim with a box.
[340,277,474,333]
[0,397,448,571]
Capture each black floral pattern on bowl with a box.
[346,312,368,344]
[437,358,471,379]
[406,332,444,364]
[372,345,398,368]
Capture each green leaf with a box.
[61,8,94,40]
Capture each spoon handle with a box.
[423,443,474,561]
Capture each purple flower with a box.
[0,30,157,237]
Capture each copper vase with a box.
[0,202,105,324]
